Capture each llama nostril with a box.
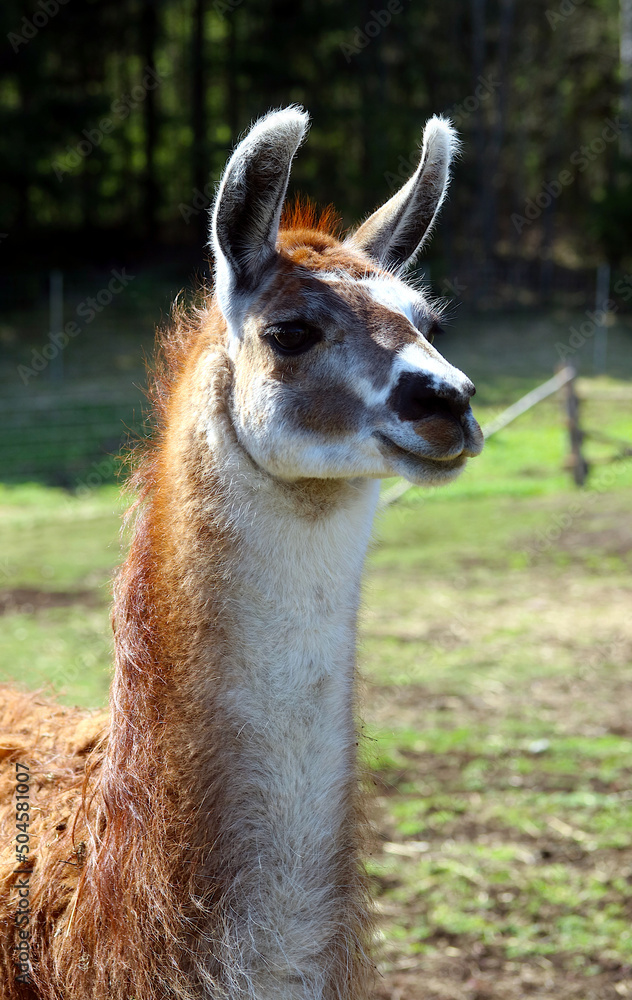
[446,390,472,419]
[390,372,472,423]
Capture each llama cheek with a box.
[284,385,361,439]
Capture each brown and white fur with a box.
[0,106,482,1000]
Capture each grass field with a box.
[1,298,631,998]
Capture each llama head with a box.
[210,106,483,486]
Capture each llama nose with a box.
[390,372,475,423]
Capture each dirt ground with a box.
[365,506,632,1000]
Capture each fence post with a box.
[561,366,588,486]
[49,268,64,383]
[593,262,610,376]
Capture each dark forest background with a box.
[3,11,632,994]
[1,0,631,309]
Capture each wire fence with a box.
[0,258,629,486]
[0,389,145,486]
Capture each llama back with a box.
[0,688,107,995]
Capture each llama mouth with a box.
[374,433,468,473]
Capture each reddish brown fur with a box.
[280,196,342,237]
[278,197,382,278]
[0,227,376,999]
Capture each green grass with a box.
[359,460,632,991]
[1,606,113,706]
[0,483,123,706]
[0,483,126,589]
[0,306,631,997]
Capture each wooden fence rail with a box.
[479,366,575,439]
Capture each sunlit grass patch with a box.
[0,482,125,591]
[0,604,113,708]
[376,841,632,967]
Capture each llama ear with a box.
[211,106,309,317]
[348,116,458,271]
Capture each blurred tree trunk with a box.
[142,0,159,241]
[225,12,239,145]
[621,0,632,158]
[116,53,136,225]
[192,0,207,244]
[78,44,95,233]
[539,58,565,296]
[482,0,515,260]
[14,72,31,232]
[470,0,487,300]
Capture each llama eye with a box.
[266,322,320,355]
[425,321,444,346]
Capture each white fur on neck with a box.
[202,391,379,998]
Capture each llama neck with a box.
[223,476,379,696]
[114,347,381,998]
[210,472,380,998]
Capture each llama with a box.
[0,106,482,1000]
